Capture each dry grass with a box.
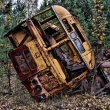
[1,69,110,110]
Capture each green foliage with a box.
[90,0,110,51]
[0,0,26,63]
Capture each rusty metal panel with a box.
[26,41,47,71]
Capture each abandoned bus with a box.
[4,5,95,99]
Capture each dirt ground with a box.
[1,67,110,110]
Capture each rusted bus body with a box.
[5,5,95,99]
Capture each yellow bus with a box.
[4,5,95,99]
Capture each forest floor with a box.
[1,67,110,110]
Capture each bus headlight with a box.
[34,85,42,94]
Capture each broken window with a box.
[24,49,37,70]
[72,23,85,43]
[62,19,72,33]
[70,32,85,53]
[15,53,29,74]
[74,39,85,53]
